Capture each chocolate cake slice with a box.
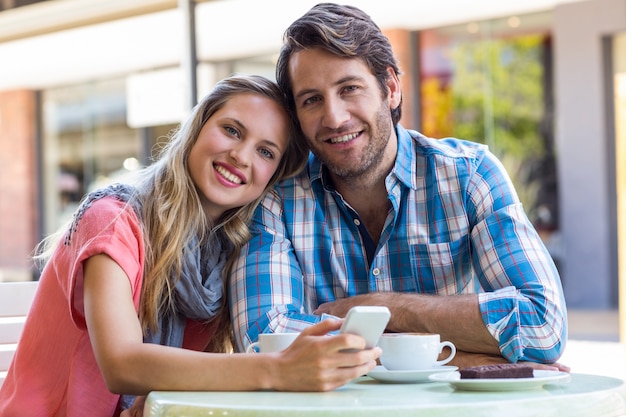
[459,363,534,379]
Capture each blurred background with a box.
[0,0,624,367]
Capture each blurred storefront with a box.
[0,0,623,324]
[419,12,560,264]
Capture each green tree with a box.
[449,34,555,227]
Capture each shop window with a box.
[419,12,559,259]
[41,78,174,235]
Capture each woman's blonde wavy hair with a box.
[35,74,308,352]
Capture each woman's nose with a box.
[228,144,251,166]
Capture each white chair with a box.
[0,281,38,388]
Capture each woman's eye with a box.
[258,148,275,159]
[225,126,240,138]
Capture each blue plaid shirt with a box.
[230,126,567,363]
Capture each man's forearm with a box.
[381,292,500,355]
[315,292,501,355]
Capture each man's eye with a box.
[302,96,320,106]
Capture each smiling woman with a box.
[0,75,384,417]
[187,92,290,222]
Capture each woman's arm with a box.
[83,254,379,395]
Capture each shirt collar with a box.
[308,152,326,188]
[393,125,418,190]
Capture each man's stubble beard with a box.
[311,103,393,181]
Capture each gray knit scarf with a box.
[67,183,226,410]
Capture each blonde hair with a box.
[35,75,308,351]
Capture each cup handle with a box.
[246,342,260,353]
[436,341,456,366]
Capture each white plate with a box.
[428,370,571,391]
[367,365,458,383]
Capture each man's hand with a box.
[314,296,370,317]
[450,351,571,372]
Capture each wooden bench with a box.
[0,281,38,388]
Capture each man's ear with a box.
[386,67,402,110]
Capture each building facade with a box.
[0,0,624,330]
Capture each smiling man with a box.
[229,2,568,370]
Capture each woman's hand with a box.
[267,319,381,392]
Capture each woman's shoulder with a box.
[64,192,141,249]
[78,195,137,228]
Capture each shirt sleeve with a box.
[59,197,144,329]
[467,150,567,363]
[229,190,331,352]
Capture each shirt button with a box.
[372,268,380,276]
[353,219,361,226]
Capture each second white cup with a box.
[245,333,299,353]
[378,333,456,371]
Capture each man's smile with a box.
[327,132,360,144]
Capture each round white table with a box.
[145,373,626,417]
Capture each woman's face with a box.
[188,93,289,221]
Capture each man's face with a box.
[288,48,401,181]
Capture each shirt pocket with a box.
[409,236,473,295]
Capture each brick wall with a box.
[0,90,38,281]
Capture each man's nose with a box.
[321,97,350,129]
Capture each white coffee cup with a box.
[245,333,299,353]
[378,333,456,371]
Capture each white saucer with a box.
[428,370,571,391]
[367,365,458,383]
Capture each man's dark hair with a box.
[276,2,403,126]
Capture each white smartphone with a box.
[339,306,391,349]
